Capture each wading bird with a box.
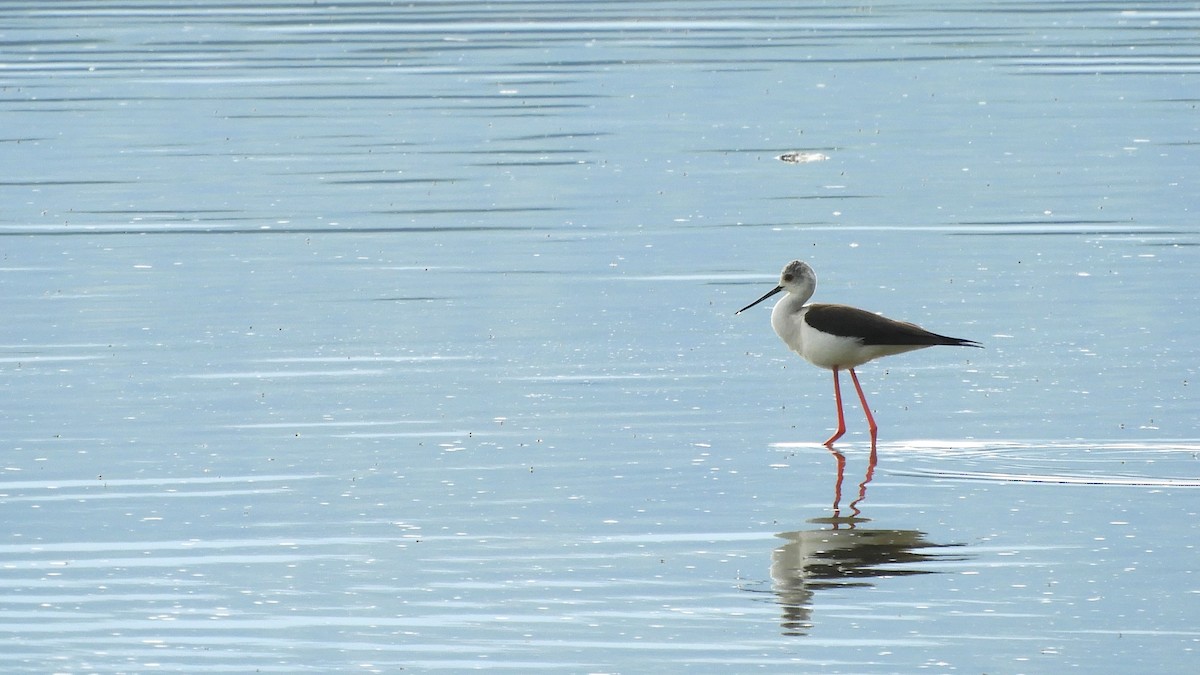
[737,260,981,445]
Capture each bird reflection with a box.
[766,441,968,636]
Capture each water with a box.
[3,1,1198,672]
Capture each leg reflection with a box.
[824,435,878,522]
[846,438,879,517]
[826,446,847,514]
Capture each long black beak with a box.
[735,285,783,315]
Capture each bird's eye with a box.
[782,274,793,282]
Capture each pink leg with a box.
[823,368,847,446]
[847,368,879,441]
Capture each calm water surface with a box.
[3,1,1198,673]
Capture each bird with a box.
[736,260,981,445]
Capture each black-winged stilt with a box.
[737,260,981,445]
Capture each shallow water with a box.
[3,1,1199,673]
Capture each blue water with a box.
[3,2,1198,672]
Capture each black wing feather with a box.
[805,303,982,348]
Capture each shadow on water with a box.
[753,442,970,637]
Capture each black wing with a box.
[805,303,982,348]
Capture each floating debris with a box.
[777,151,830,164]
